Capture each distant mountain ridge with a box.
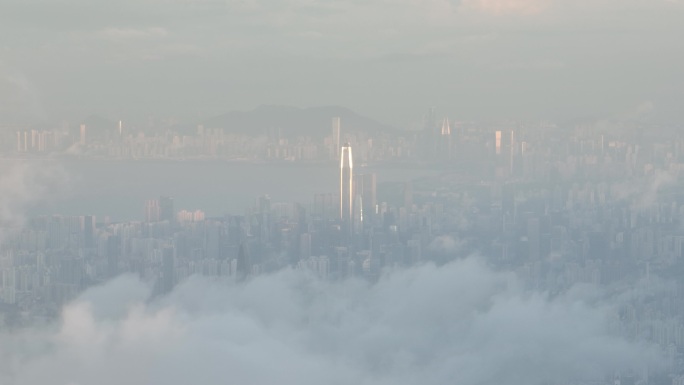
[202,105,398,139]
[76,106,399,139]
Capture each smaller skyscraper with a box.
[495,130,502,155]
[82,215,95,248]
[236,242,250,281]
[527,217,540,260]
[299,233,312,260]
[313,193,337,220]
[354,173,377,223]
[159,196,174,222]
[144,200,160,222]
[145,196,174,223]
[422,106,438,159]
[353,194,363,235]
[424,107,436,133]
[79,124,86,145]
[510,129,515,174]
[441,118,451,136]
[162,246,175,293]
[440,118,452,160]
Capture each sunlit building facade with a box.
[340,143,353,236]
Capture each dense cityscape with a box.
[2,0,682,382]
[1,109,684,383]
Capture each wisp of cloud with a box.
[0,160,70,242]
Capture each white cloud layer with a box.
[0,161,70,242]
[0,258,660,385]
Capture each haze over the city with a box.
[1,0,683,127]
[1,1,684,385]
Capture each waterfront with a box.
[28,159,438,221]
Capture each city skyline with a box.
[1,0,682,384]
[1,111,683,383]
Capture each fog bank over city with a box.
[0,161,70,242]
[0,259,661,385]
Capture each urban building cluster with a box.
[2,111,557,164]
[1,110,684,383]
[4,117,414,162]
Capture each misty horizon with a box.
[1,0,683,128]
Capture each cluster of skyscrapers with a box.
[3,112,684,383]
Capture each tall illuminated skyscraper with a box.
[332,117,341,160]
[340,143,353,235]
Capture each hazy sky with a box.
[0,0,682,127]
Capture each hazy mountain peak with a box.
[203,105,397,138]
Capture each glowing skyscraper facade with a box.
[340,143,353,235]
[495,130,502,155]
[332,117,341,160]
